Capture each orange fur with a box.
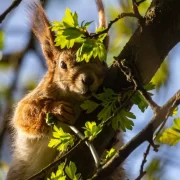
[7,1,109,180]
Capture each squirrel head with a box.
[31,3,108,100]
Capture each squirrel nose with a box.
[82,75,94,86]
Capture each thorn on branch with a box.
[148,139,159,152]
[136,144,150,180]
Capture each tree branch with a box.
[90,12,138,38]
[135,144,151,180]
[92,90,180,179]
[45,0,180,179]
[27,139,86,180]
[0,0,23,23]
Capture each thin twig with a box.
[69,125,100,168]
[89,12,138,38]
[0,0,23,23]
[135,144,150,180]
[135,99,177,180]
[91,90,180,179]
[115,58,160,112]
[27,139,86,180]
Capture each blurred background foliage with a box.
[0,0,179,180]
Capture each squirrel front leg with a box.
[14,97,74,137]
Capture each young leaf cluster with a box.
[51,8,107,62]
[81,88,135,132]
[48,161,81,180]
[83,121,102,141]
[47,163,66,180]
[48,126,74,152]
[105,148,116,161]
[159,117,180,146]
[131,82,155,112]
[101,148,116,165]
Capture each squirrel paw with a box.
[50,101,74,124]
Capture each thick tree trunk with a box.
[47,0,180,179]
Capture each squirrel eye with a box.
[60,61,67,69]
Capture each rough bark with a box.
[72,0,180,179]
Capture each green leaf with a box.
[159,118,180,146]
[146,158,161,179]
[95,27,106,33]
[95,88,117,122]
[172,118,180,131]
[0,30,4,50]
[131,82,155,112]
[151,61,169,90]
[81,20,93,29]
[54,34,75,49]
[62,28,83,40]
[98,33,107,42]
[51,9,84,50]
[83,121,102,140]
[80,100,99,113]
[95,88,117,104]
[48,126,74,151]
[95,42,107,61]
[171,107,178,117]
[131,92,148,112]
[95,27,107,42]
[76,37,107,62]
[51,8,107,63]
[51,21,64,31]
[144,82,155,91]
[65,161,81,180]
[48,163,66,180]
[105,148,116,160]
[159,128,180,146]
[62,8,79,27]
[111,110,135,131]
[76,39,94,62]
[98,105,112,122]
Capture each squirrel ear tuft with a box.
[29,3,58,67]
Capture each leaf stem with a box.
[89,12,139,38]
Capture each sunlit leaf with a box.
[159,118,180,146]
[0,30,4,50]
[105,148,116,160]
[83,121,102,140]
[151,61,169,90]
[171,107,178,117]
[131,92,148,112]
[48,126,74,151]
[65,161,81,180]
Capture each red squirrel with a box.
[6,1,109,179]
